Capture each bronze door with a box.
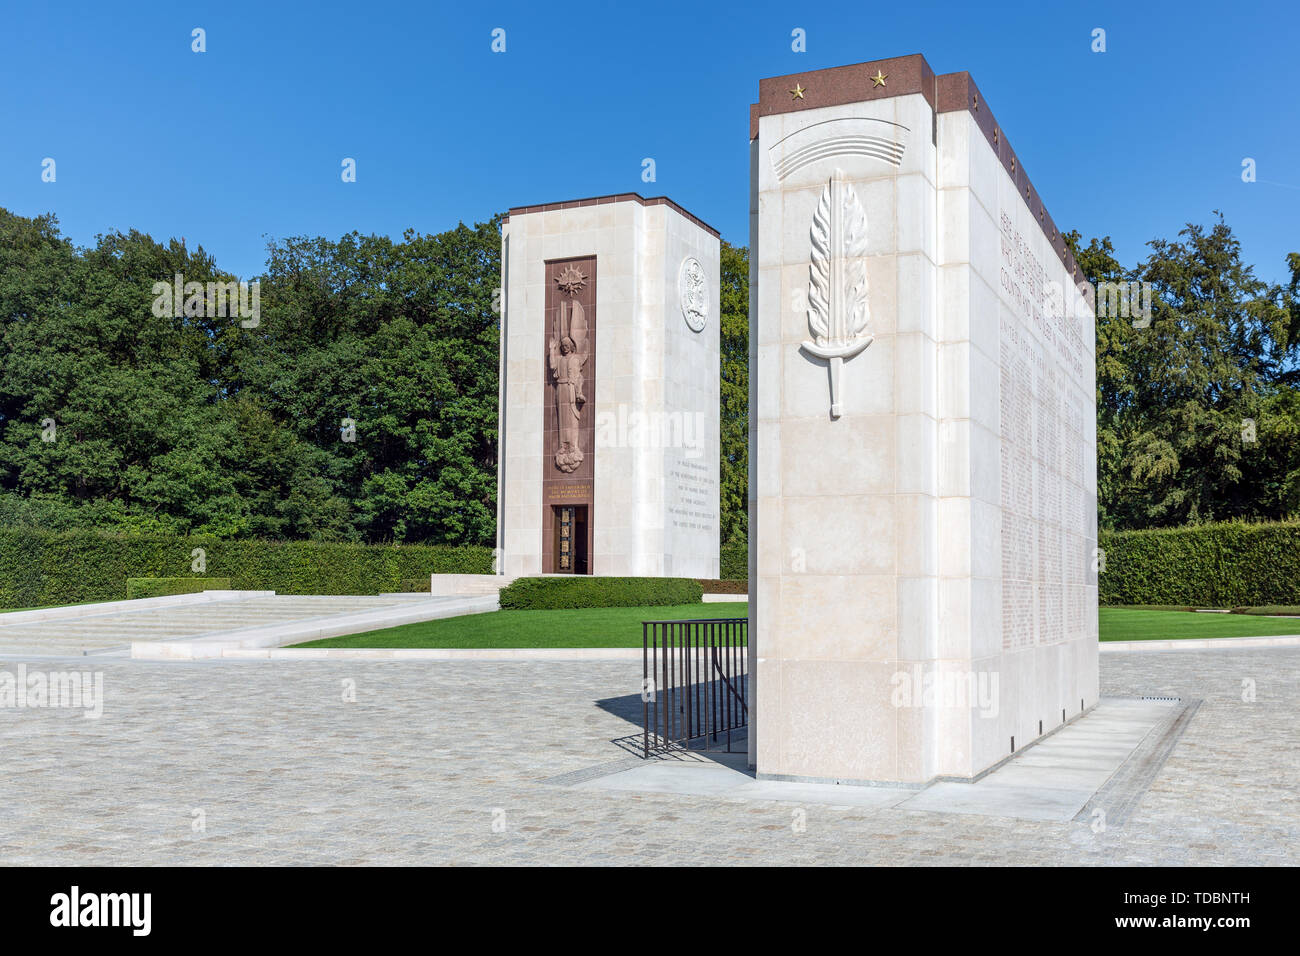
[552,505,589,575]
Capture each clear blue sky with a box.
[2,0,1296,283]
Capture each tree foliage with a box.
[0,207,501,545]
[1070,214,1300,529]
[718,240,749,545]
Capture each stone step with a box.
[428,574,514,597]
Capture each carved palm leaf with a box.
[807,186,832,343]
[807,173,870,346]
[841,184,869,341]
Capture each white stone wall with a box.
[750,92,1097,784]
[936,109,1099,775]
[659,208,721,578]
[498,200,720,579]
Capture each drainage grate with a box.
[1074,698,1202,827]
[540,755,647,787]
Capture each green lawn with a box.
[1099,607,1300,641]
[290,602,749,649]
[286,602,1300,649]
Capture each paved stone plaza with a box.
[0,647,1294,865]
[0,593,495,659]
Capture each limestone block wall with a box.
[498,195,720,579]
[748,56,1098,784]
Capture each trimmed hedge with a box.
[126,577,231,600]
[1230,606,1300,616]
[498,576,703,610]
[697,578,748,594]
[0,528,492,608]
[720,541,746,580]
[394,577,432,593]
[1099,520,1300,607]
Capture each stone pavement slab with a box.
[0,647,1294,865]
[573,698,1179,822]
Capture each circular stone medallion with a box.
[678,256,708,333]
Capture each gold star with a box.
[870,69,887,88]
[789,83,806,100]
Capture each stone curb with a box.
[1100,635,1300,652]
[131,595,499,660]
[218,646,645,661]
[0,590,275,627]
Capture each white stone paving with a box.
[0,646,1293,865]
[579,698,1176,822]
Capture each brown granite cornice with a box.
[752,54,936,138]
[504,192,720,239]
[751,55,1094,306]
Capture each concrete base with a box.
[571,697,1180,822]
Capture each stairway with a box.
[427,574,516,598]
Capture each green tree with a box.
[244,218,502,544]
[719,241,749,545]
[0,207,502,545]
[0,210,291,537]
[1072,215,1299,529]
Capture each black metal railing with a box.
[642,618,748,757]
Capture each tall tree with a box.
[234,219,503,544]
[1072,215,1299,528]
[0,207,502,545]
[718,241,749,545]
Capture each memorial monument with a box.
[497,194,721,578]
[748,55,1099,784]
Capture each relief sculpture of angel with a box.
[549,264,590,473]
